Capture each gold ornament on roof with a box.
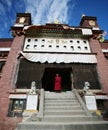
[54,19,59,24]
[89,20,95,26]
[82,14,86,18]
[19,17,25,23]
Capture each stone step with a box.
[16,121,108,130]
[45,92,75,98]
[42,116,102,122]
[44,104,81,108]
[45,102,80,106]
[45,98,78,102]
[45,101,79,105]
[45,104,82,109]
[16,91,108,130]
[45,93,75,95]
[45,94,75,97]
[44,111,86,116]
[44,100,79,104]
[45,92,74,94]
[45,94,76,98]
[45,97,76,100]
[45,91,74,95]
[44,109,84,113]
[45,91,73,93]
[44,108,82,112]
[45,98,78,101]
[45,96,75,98]
[45,97,77,100]
[44,115,88,118]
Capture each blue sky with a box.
[0,0,108,39]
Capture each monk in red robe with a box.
[54,74,61,92]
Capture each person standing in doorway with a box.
[54,73,61,92]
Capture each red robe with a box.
[54,75,61,91]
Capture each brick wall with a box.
[89,38,108,93]
[0,117,22,130]
[0,35,24,121]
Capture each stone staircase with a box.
[43,91,88,122]
[16,90,108,130]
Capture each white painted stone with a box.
[84,95,97,110]
[26,95,38,110]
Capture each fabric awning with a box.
[9,94,27,99]
[21,52,97,64]
[102,49,108,53]
[0,59,6,62]
[96,95,108,100]
[0,47,10,51]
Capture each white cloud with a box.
[0,0,12,14]
[5,0,12,7]
[0,3,6,15]
[25,0,75,25]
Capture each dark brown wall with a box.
[89,38,108,92]
[16,59,100,90]
[72,64,100,89]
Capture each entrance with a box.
[42,67,72,91]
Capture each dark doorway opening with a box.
[42,67,72,91]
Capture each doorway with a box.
[42,67,72,91]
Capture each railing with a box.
[73,88,92,116]
[37,88,44,120]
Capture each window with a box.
[77,40,80,43]
[26,44,30,49]
[13,100,24,110]
[27,39,31,42]
[70,40,73,43]
[104,53,108,59]
[63,45,66,48]
[0,61,5,73]
[7,99,26,117]
[34,45,37,48]
[35,39,38,42]
[84,47,88,50]
[78,46,81,49]
[83,40,87,44]
[71,46,74,50]
[41,45,44,47]
[42,39,45,42]
[0,52,8,57]
[49,45,52,48]
[56,45,59,48]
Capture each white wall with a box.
[23,38,91,53]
